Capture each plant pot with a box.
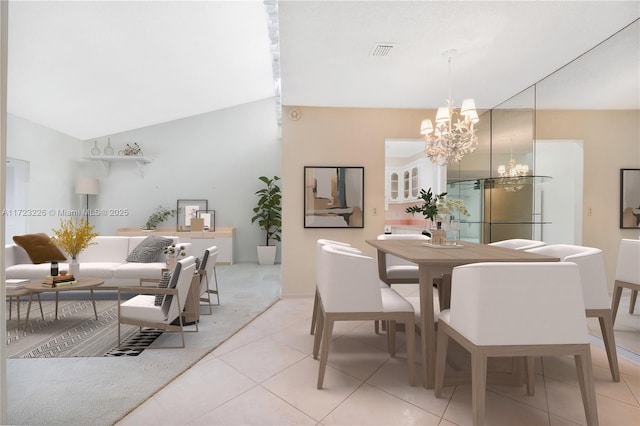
[257,246,277,265]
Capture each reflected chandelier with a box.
[420,50,479,166]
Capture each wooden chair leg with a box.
[598,312,620,381]
[388,320,396,357]
[310,288,319,335]
[313,305,324,359]
[629,289,638,315]
[434,324,449,397]
[574,349,599,426]
[405,316,416,386]
[526,356,535,396]
[317,317,334,389]
[471,350,488,426]
[611,283,623,325]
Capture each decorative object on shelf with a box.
[51,217,99,274]
[91,140,100,156]
[163,243,186,271]
[196,210,216,231]
[252,176,281,265]
[420,49,479,166]
[75,177,100,222]
[177,199,208,230]
[103,138,115,156]
[304,166,364,228]
[118,142,143,156]
[144,205,178,230]
[620,168,640,229]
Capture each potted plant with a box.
[144,205,178,230]
[251,175,282,265]
[51,218,99,275]
[405,188,447,227]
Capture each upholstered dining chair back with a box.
[527,244,609,310]
[612,238,640,322]
[436,261,598,425]
[526,244,620,383]
[448,262,588,346]
[616,239,640,285]
[488,238,546,251]
[377,233,429,268]
[320,245,383,313]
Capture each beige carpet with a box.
[6,299,143,358]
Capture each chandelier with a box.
[420,50,479,166]
[496,145,530,192]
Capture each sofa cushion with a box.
[126,236,173,263]
[12,233,67,264]
[154,271,172,306]
[79,237,130,263]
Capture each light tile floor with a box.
[118,290,640,426]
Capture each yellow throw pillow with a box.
[13,233,67,264]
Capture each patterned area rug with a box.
[6,299,160,358]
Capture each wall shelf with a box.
[83,156,153,177]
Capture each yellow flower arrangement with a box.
[51,218,99,259]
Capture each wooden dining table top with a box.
[365,239,559,267]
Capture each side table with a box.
[6,288,43,328]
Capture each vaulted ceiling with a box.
[7,1,639,141]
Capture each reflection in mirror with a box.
[535,20,639,355]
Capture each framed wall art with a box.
[177,199,208,230]
[304,166,364,228]
[620,168,640,229]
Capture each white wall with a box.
[6,98,280,263]
[6,114,81,234]
[78,98,280,263]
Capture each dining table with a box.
[366,238,560,389]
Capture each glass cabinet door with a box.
[411,167,419,198]
[390,172,399,200]
[403,170,410,199]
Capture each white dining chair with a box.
[611,238,640,323]
[527,244,619,382]
[435,262,598,426]
[314,244,415,389]
[376,233,430,284]
[311,239,360,335]
[489,238,546,250]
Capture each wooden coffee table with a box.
[23,277,104,329]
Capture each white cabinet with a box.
[386,159,439,203]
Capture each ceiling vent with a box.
[369,43,395,57]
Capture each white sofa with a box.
[5,236,192,289]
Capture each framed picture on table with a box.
[620,168,640,229]
[196,210,216,231]
[304,166,364,228]
[177,199,208,230]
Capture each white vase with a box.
[257,246,277,265]
[166,257,178,271]
[69,258,80,275]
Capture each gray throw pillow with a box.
[154,271,172,306]
[126,236,173,263]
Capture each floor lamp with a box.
[75,177,100,222]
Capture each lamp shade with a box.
[460,98,477,115]
[75,177,99,195]
[420,119,434,135]
[435,107,449,123]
